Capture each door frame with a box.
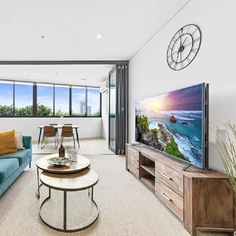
[108,66,117,153]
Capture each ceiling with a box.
[0,0,189,60]
[0,65,114,86]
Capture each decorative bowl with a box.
[47,157,69,166]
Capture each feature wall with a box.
[129,0,236,170]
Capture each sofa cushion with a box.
[0,159,19,184]
[0,130,17,155]
[15,132,25,150]
[0,149,31,165]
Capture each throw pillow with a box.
[0,130,17,155]
[15,132,25,150]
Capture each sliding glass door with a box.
[108,67,116,152]
[108,65,128,154]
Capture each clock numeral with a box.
[173,62,177,70]
[187,57,192,63]
[186,25,191,33]
[193,37,201,43]
[169,60,174,67]
[192,48,198,53]
[191,28,198,35]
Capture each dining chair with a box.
[41,126,59,149]
[49,124,58,133]
[61,126,75,148]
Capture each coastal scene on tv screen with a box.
[135,84,204,168]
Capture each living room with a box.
[0,1,235,236]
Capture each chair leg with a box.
[41,136,45,149]
[54,136,57,149]
[73,135,75,149]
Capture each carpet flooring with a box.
[0,139,230,236]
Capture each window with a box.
[0,81,13,116]
[87,87,101,116]
[71,86,86,116]
[0,80,101,117]
[55,85,69,116]
[15,82,33,116]
[37,84,53,116]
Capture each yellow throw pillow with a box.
[0,130,17,155]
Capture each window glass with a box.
[87,87,101,116]
[15,82,33,116]
[71,86,86,116]
[0,81,13,116]
[55,85,69,116]
[37,84,53,116]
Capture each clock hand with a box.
[184,37,200,48]
[179,28,183,47]
[167,49,179,58]
[176,52,180,63]
[180,51,182,63]
[182,36,188,47]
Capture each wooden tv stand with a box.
[126,144,235,236]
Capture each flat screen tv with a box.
[135,83,209,169]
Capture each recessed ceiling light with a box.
[23,72,27,76]
[96,34,102,39]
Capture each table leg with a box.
[38,128,42,147]
[75,128,80,148]
[64,191,67,230]
[91,187,94,201]
[37,167,40,198]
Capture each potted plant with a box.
[216,122,236,197]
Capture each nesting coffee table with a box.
[35,154,99,232]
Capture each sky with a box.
[0,82,100,114]
[136,84,203,113]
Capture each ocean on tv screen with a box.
[135,84,204,168]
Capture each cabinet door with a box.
[127,147,139,178]
[184,177,235,235]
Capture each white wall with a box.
[129,0,236,171]
[0,117,102,141]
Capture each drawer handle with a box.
[161,192,172,201]
[161,172,172,180]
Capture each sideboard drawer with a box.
[155,161,183,197]
[155,179,183,221]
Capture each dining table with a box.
[37,125,80,148]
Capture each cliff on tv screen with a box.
[135,83,207,168]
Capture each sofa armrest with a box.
[23,136,32,150]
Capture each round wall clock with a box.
[167,24,202,71]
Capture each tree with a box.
[15,105,33,116]
[37,104,53,116]
[0,105,13,116]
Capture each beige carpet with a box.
[0,139,230,236]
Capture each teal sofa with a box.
[0,136,32,197]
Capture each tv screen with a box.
[135,83,208,169]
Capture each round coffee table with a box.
[36,153,91,198]
[39,169,99,232]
